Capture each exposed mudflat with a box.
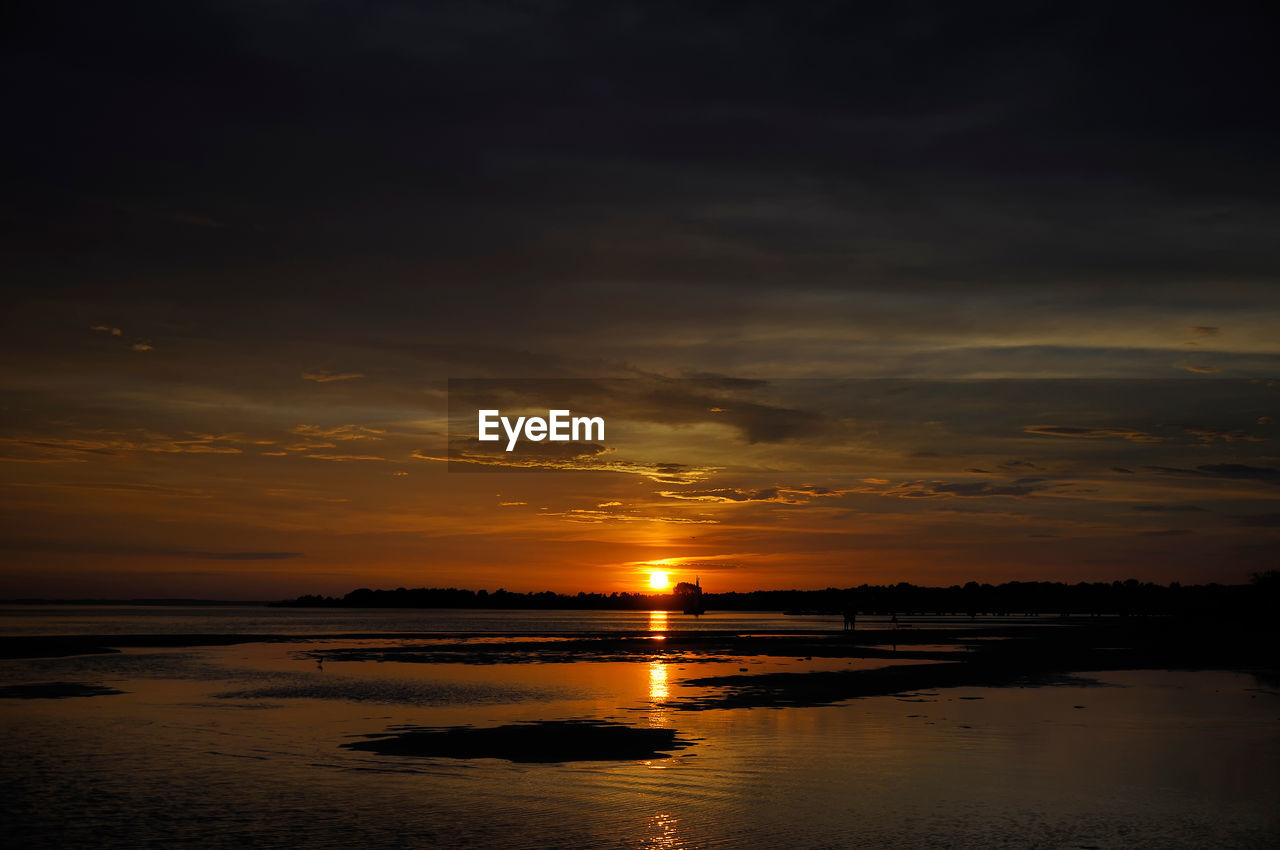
[343,720,695,763]
[668,662,1109,710]
[0,681,125,699]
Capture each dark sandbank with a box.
[661,618,1278,709]
[343,720,694,763]
[669,663,1109,710]
[0,634,293,659]
[307,630,961,666]
[0,681,125,699]
[214,677,564,706]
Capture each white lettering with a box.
[572,415,604,441]
[478,409,606,451]
[478,409,500,441]
[548,409,570,440]
[501,415,526,452]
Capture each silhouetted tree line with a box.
[272,572,1279,618]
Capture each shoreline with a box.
[4,618,1275,709]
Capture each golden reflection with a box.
[641,812,685,850]
[647,658,670,730]
[648,658,669,703]
[648,610,668,633]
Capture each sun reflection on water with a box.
[648,610,668,632]
[641,812,686,849]
[647,658,670,729]
[648,659,669,703]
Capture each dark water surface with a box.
[0,605,1006,636]
[1,607,1277,848]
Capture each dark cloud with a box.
[676,374,769,391]
[7,0,1279,315]
[1132,505,1207,512]
[892,479,1049,499]
[1199,464,1280,483]
[302,370,365,383]
[0,541,301,560]
[428,438,709,484]
[431,441,604,471]
[0,430,252,460]
[1138,529,1193,537]
[1234,513,1280,528]
[548,509,717,525]
[632,388,823,444]
[1176,425,1266,444]
[448,378,826,444]
[443,437,611,461]
[2,3,1279,594]
[1024,425,1161,442]
[931,481,1047,497]
[1148,464,1280,485]
[660,561,741,573]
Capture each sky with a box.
[3,1,1278,599]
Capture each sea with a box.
[1,606,1277,849]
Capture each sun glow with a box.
[649,571,669,589]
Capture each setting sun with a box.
[649,571,669,589]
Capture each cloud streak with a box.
[302,370,365,383]
[656,485,847,504]
[1023,425,1162,443]
[1,541,302,560]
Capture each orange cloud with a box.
[1023,425,1162,442]
[292,424,386,441]
[302,370,365,383]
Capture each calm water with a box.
[0,605,1034,636]
[2,607,1277,849]
[0,606,848,636]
